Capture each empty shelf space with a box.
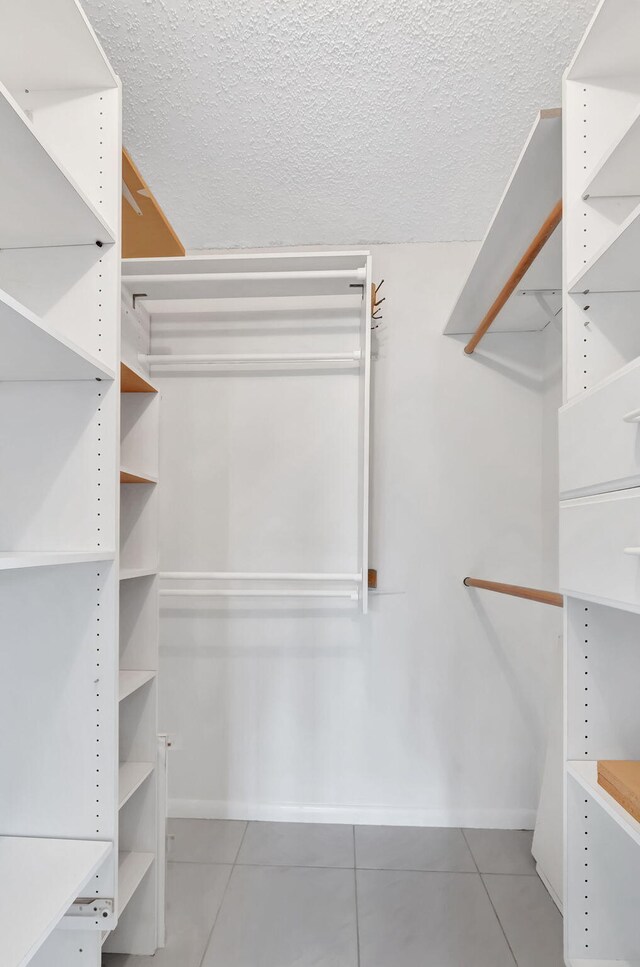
[0,835,111,967]
[0,289,115,381]
[119,669,156,702]
[117,851,154,917]
[586,101,640,197]
[119,761,154,810]
[568,760,640,849]
[120,567,158,581]
[0,551,115,572]
[120,468,158,485]
[569,198,640,292]
[0,81,114,248]
[121,361,157,394]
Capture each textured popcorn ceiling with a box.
[83,0,596,250]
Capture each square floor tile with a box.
[355,825,475,872]
[168,818,247,864]
[463,829,536,875]
[202,864,358,966]
[236,821,354,868]
[103,861,231,967]
[483,874,564,967]
[357,869,515,967]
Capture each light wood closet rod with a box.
[464,199,563,355]
[463,577,563,608]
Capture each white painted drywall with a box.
[158,241,562,827]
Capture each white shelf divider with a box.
[0,289,115,382]
[119,762,154,810]
[0,836,111,967]
[119,670,156,703]
[117,851,155,917]
[0,551,115,572]
[0,81,115,248]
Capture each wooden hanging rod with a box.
[463,577,563,608]
[464,199,563,355]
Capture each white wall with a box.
[158,241,562,828]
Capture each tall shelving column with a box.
[0,2,121,965]
[561,1,640,963]
[103,307,165,954]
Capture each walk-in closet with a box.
[2,1,640,965]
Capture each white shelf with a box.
[568,760,640,849]
[120,567,158,581]
[122,252,369,305]
[117,851,154,917]
[586,100,640,198]
[0,80,114,249]
[119,762,154,810]
[567,0,640,80]
[569,199,640,293]
[0,835,111,967]
[119,670,156,702]
[0,288,115,381]
[0,551,115,572]
[444,109,562,335]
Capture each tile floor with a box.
[103,820,564,967]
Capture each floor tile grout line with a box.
[196,831,248,967]
[461,829,518,967]
[353,826,361,967]
[196,866,235,967]
[232,820,250,865]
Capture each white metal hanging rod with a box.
[144,352,361,364]
[160,571,362,582]
[126,268,366,286]
[159,588,359,599]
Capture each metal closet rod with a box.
[143,351,361,364]
[463,577,563,608]
[126,267,367,285]
[159,589,359,600]
[464,199,563,355]
[160,571,362,581]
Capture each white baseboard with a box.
[168,798,536,829]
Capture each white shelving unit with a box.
[444,108,562,337]
[0,837,111,967]
[562,3,640,962]
[104,289,165,956]
[0,2,121,964]
[122,251,372,612]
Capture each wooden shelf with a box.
[568,760,640,849]
[120,468,158,485]
[0,288,115,381]
[122,148,185,259]
[0,80,114,249]
[569,199,640,293]
[120,567,158,581]
[121,362,157,394]
[119,762,154,810]
[0,551,115,572]
[0,836,110,967]
[117,851,154,917]
[119,670,155,702]
[567,0,640,80]
[444,109,562,336]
